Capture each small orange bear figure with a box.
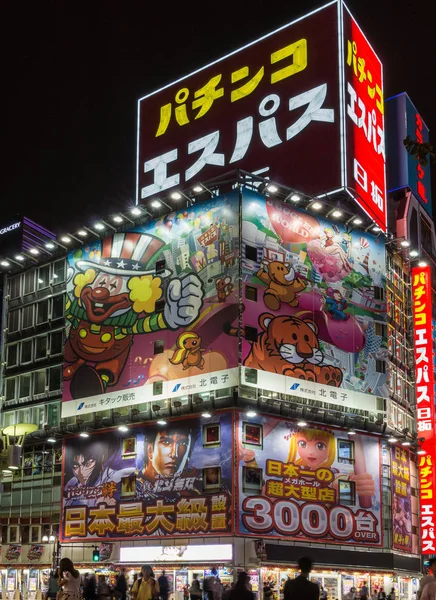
[215,276,233,302]
[169,332,205,370]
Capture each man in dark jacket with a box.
[284,557,319,600]
[116,568,128,600]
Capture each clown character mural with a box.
[237,415,382,545]
[64,232,204,398]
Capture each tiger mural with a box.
[241,313,343,386]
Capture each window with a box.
[337,440,354,465]
[9,275,21,299]
[47,403,60,427]
[33,370,46,395]
[8,310,19,332]
[120,474,136,498]
[48,366,61,392]
[242,466,262,492]
[203,424,221,447]
[374,286,385,301]
[242,423,263,447]
[19,374,31,399]
[375,322,387,337]
[153,381,163,395]
[7,344,18,368]
[21,339,33,364]
[376,360,386,374]
[30,525,41,543]
[244,326,258,342]
[51,295,64,320]
[32,406,45,429]
[155,259,166,274]
[154,340,164,355]
[36,300,49,324]
[338,480,356,506]
[38,265,50,290]
[53,260,66,283]
[245,245,258,261]
[244,368,258,385]
[23,270,35,295]
[21,305,34,329]
[5,378,16,402]
[203,467,221,491]
[35,336,48,360]
[50,331,63,355]
[245,285,258,302]
[2,411,16,428]
[155,300,165,314]
[8,526,19,544]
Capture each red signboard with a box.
[343,5,386,231]
[412,265,436,554]
[137,3,342,202]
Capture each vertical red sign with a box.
[412,265,436,553]
[343,6,387,232]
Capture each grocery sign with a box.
[137,1,386,231]
[411,265,436,554]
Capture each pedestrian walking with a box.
[189,575,202,600]
[58,559,82,600]
[115,569,128,600]
[45,571,58,600]
[131,565,159,600]
[157,571,169,600]
[283,557,319,600]
[227,573,254,600]
[419,563,436,600]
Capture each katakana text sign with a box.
[237,415,382,546]
[61,413,233,540]
[343,6,387,231]
[411,265,436,554]
[137,3,342,202]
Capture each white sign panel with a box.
[120,544,233,563]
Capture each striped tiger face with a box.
[262,314,323,365]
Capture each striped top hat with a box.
[76,232,172,278]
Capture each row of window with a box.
[4,365,62,403]
[7,294,65,333]
[1,402,60,430]
[4,524,60,545]
[6,329,64,368]
[8,260,66,299]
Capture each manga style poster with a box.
[237,415,382,546]
[238,188,387,402]
[61,413,233,541]
[391,446,412,552]
[62,193,240,416]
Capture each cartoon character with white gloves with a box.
[64,232,204,399]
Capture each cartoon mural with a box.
[62,193,240,409]
[239,188,387,397]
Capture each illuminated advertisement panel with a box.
[386,93,432,216]
[62,193,239,417]
[343,5,387,232]
[236,189,387,406]
[391,446,412,552]
[137,2,342,202]
[411,265,436,554]
[237,415,382,546]
[60,413,233,541]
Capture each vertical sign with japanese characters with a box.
[411,265,436,554]
[137,3,342,202]
[391,446,412,552]
[343,5,387,232]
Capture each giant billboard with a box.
[137,1,386,231]
[236,189,387,408]
[237,415,382,546]
[61,413,233,541]
[411,265,436,554]
[62,193,239,417]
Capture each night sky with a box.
[2,0,435,234]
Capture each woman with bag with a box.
[130,565,159,600]
[189,575,202,600]
[58,558,81,600]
